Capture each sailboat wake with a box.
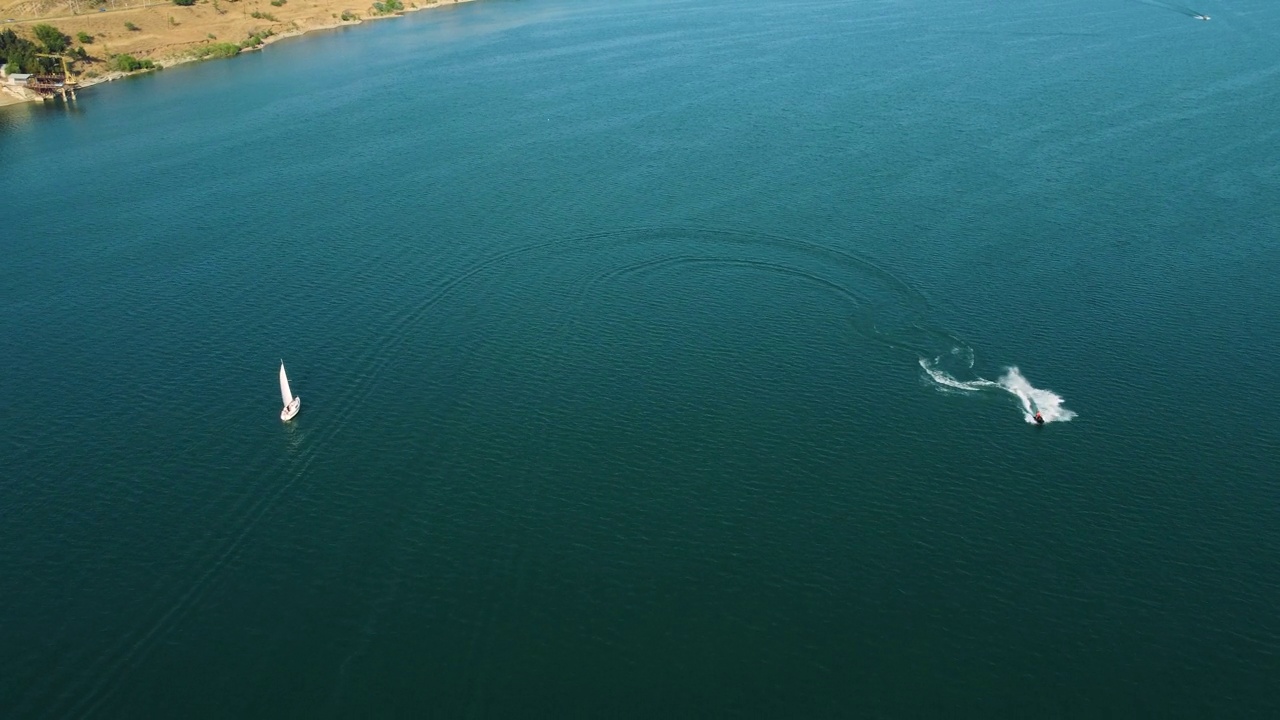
[920,353,1076,424]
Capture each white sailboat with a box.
[279,361,301,421]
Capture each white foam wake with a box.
[919,357,1076,424]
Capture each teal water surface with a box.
[2,0,1279,715]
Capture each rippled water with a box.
[2,0,1278,715]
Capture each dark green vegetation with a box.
[0,28,58,73]
[124,21,140,31]
[1,29,39,72]
[107,53,156,72]
[173,0,197,5]
[249,10,277,20]
[191,42,240,59]
[77,31,93,44]
[239,29,274,49]
[371,0,402,14]
[32,24,69,53]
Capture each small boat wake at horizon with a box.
[920,351,1076,424]
[1131,0,1210,20]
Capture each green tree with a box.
[32,24,70,53]
[77,31,94,44]
[1,27,41,72]
[173,0,196,6]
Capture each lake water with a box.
[2,0,1278,715]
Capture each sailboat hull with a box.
[281,396,301,422]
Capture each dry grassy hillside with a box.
[2,0,467,82]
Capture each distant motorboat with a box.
[279,361,301,421]
[1194,14,1210,20]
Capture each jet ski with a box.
[1034,412,1045,425]
[1193,14,1210,20]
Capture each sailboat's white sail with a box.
[279,362,294,406]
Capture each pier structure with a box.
[31,53,78,101]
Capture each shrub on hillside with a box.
[124,21,140,31]
[238,29,273,49]
[77,31,93,44]
[191,42,239,59]
[33,24,70,53]
[108,53,155,72]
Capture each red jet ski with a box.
[1034,412,1045,425]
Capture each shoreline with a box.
[1,0,474,107]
